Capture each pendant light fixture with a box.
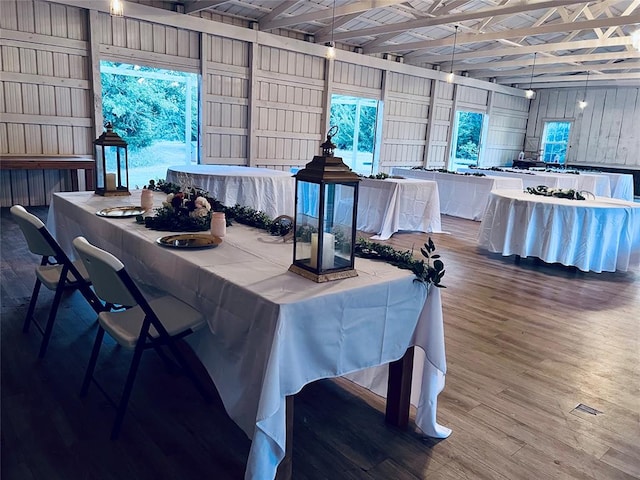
[110,0,124,17]
[578,71,590,110]
[525,52,537,99]
[326,0,337,60]
[446,25,459,83]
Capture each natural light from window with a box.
[100,61,199,188]
[541,121,571,164]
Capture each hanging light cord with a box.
[529,52,537,90]
[450,25,459,74]
[583,70,590,98]
[331,0,336,46]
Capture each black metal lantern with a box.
[94,122,130,196]
[289,126,360,283]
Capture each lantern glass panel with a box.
[95,147,105,189]
[294,181,320,266]
[330,183,356,267]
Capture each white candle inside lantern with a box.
[309,232,335,270]
[105,173,116,191]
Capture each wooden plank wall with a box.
[527,87,640,167]
[1,0,535,205]
[424,81,455,169]
[254,46,325,171]
[0,0,92,206]
[484,93,530,167]
[380,72,431,172]
[201,34,249,165]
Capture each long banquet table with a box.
[166,165,295,218]
[354,177,442,240]
[48,190,451,480]
[478,189,640,273]
[459,167,615,198]
[391,168,523,220]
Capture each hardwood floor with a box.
[2,206,639,480]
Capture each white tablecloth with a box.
[353,178,442,240]
[392,168,523,221]
[578,171,634,201]
[166,165,295,218]
[459,167,615,198]
[47,191,450,480]
[478,190,640,273]
[600,172,635,201]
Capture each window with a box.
[450,110,484,171]
[100,61,199,188]
[329,94,379,176]
[541,121,571,164]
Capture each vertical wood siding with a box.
[527,87,639,167]
[1,0,547,206]
[424,81,455,168]
[332,61,383,99]
[0,0,90,206]
[202,34,249,164]
[379,72,431,172]
[484,93,529,167]
[254,46,325,171]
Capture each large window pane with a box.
[100,61,199,188]
[541,121,571,164]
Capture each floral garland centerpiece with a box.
[139,179,214,231]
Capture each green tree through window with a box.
[541,121,571,164]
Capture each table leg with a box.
[275,395,294,480]
[386,346,414,428]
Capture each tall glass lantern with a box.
[289,126,360,283]
[94,122,130,196]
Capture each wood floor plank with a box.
[2,208,639,480]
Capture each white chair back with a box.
[72,236,137,307]
[10,205,57,257]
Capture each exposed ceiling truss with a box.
[179,0,640,88]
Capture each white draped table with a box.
[166,165,295,218]
[353,178,442,240]
[392,168,523,221]
[48,191,451,480]
[478,190,640,273]
[459,167,616,198]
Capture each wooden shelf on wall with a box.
[0,155,96,207]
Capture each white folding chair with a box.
[10,205,102,358]
[72,236,212,439]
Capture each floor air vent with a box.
[573,403,603,415]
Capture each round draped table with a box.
[166,165,295,218]
[478,189,640,273]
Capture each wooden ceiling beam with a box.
[407,36,633,63]
[470,60,640,78]
[184,0,231,15]
[498,71,640,84]
[455,51,640,71]
[319,0,585,43]
[365,12,640,54]
[260,0,406,31]
[257,1,301,25]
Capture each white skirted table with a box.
[166,165,295,218]
[48,191,451,480]
[459,167,616,198]
[392,168,523,221]
[478,189,640,273]
[350,178,442,240]
[597,172,634,201]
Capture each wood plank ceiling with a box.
[180,0,640,89]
